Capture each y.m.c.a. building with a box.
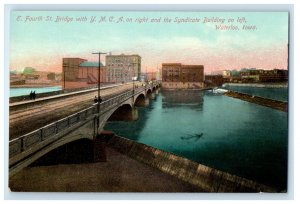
[162,63,204,89]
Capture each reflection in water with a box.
[162,90,204,110]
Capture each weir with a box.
[224,90,288,112]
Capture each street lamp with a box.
[130,62,138,95]
[92,51,109,130]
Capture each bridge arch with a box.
[99,102,135,133]
[134,93,146,107]
[146,89,152,96]
[107,104,133,121]
[10,131,95,176]
[30,138,94,166]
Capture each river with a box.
[104,89,288,190]
[10,86,62,97]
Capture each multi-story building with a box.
[105,54,141,83]
[162,63,204,89]
[259,69,288,82]
[221,68,288,83]
[62,58,106,89]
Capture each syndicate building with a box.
[240,69,288,83]
[221,68,288,83]
[62,58,106,89]
[105,54,141,83]
[162,63,204,89]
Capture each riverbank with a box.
[223,82,288,88]
[224,91,288,112]
[10,83,62,88]
[9,134,277,192]
[9,146,203,192]
[106,135,277,192]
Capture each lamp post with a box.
[92,51,108,130]
[145,66,148,83]
[130,62,139,95]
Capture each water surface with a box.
[105,90,288,190]
[10,86,62,97]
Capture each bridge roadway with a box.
[10,82,143,140]
[9,81,160,177]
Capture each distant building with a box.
[240,69,261,82]
[78,61,106,84]
[227,68,288,83]
[144,72,157,81]
[105,54,141,83]
[156,68,162,81]
[10,72,25,86]
[162,63,204,89]
[222,70,232,78]
[259,69,288,82]
[47,72,56,81]
[62,58,106,89]
[210,70,223,75]
[205,75,223,87]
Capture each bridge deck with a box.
[10,83,128,107]
[9,83,144,139]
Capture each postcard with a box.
[8,8,289,195]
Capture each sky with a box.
[10,11,288,74]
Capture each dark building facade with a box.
[205,75,224,87]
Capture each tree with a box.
[10,70,17,74]
[23,67,36,75]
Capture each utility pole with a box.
[92,51,108,131]
[146,66,148,82]
[63,69,66,90]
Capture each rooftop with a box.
[162,63,204,68]
[79,61,104,67]
[162,63,182,66]
[182,65,204,69]
[106,54,141,57]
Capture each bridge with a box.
[9,81,161,177]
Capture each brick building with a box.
[162,63,204,89]
[239,69,288,83]
[62,58,106,89]
[259,69,288,82]
[105,54,141,83]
